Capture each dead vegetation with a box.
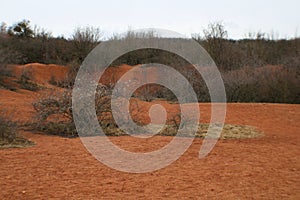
[0,109,34,148]
[158,123,263,139]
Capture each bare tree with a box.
[72,26,102,62]
[203,22,228,68]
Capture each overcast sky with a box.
[1,0,299,39]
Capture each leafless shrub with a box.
[31,84,123,137]
[223,66,300,103]
[18,68,40,91]
[0,110,17,143]
[0,109,34,147]
[32,89,76,137]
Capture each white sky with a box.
[1,0,299,39]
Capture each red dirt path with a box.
[0,103,299,199]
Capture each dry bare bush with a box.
[31,84,125,137]
[0,109,33,148]
[18,68,41,91]
[223,66,300,103]
[0,110,17,143]
[32,89,76,137]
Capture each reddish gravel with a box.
[0,103,299,199]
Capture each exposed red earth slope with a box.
[12,63,69,86]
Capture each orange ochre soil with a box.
[0,63,299,199]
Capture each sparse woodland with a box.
[1,20,299,104]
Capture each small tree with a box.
[193,22,238,70]
[8,20,34,38]
[203,22,229,69]
[72,26,102,62]
[57,26,103,88]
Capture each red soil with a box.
[12,63,69,86]
[0,64,299,199]
[0,89,37,123]
[100,64,162,96]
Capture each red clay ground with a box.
[0,102,299,199]
[0,64,299,199]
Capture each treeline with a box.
[0,20,101,66]
[0,20,299,103]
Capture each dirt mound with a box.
[100,64,163,97]
[11,63,69,86]
[8,63,162,92]
[99,64,134,85]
